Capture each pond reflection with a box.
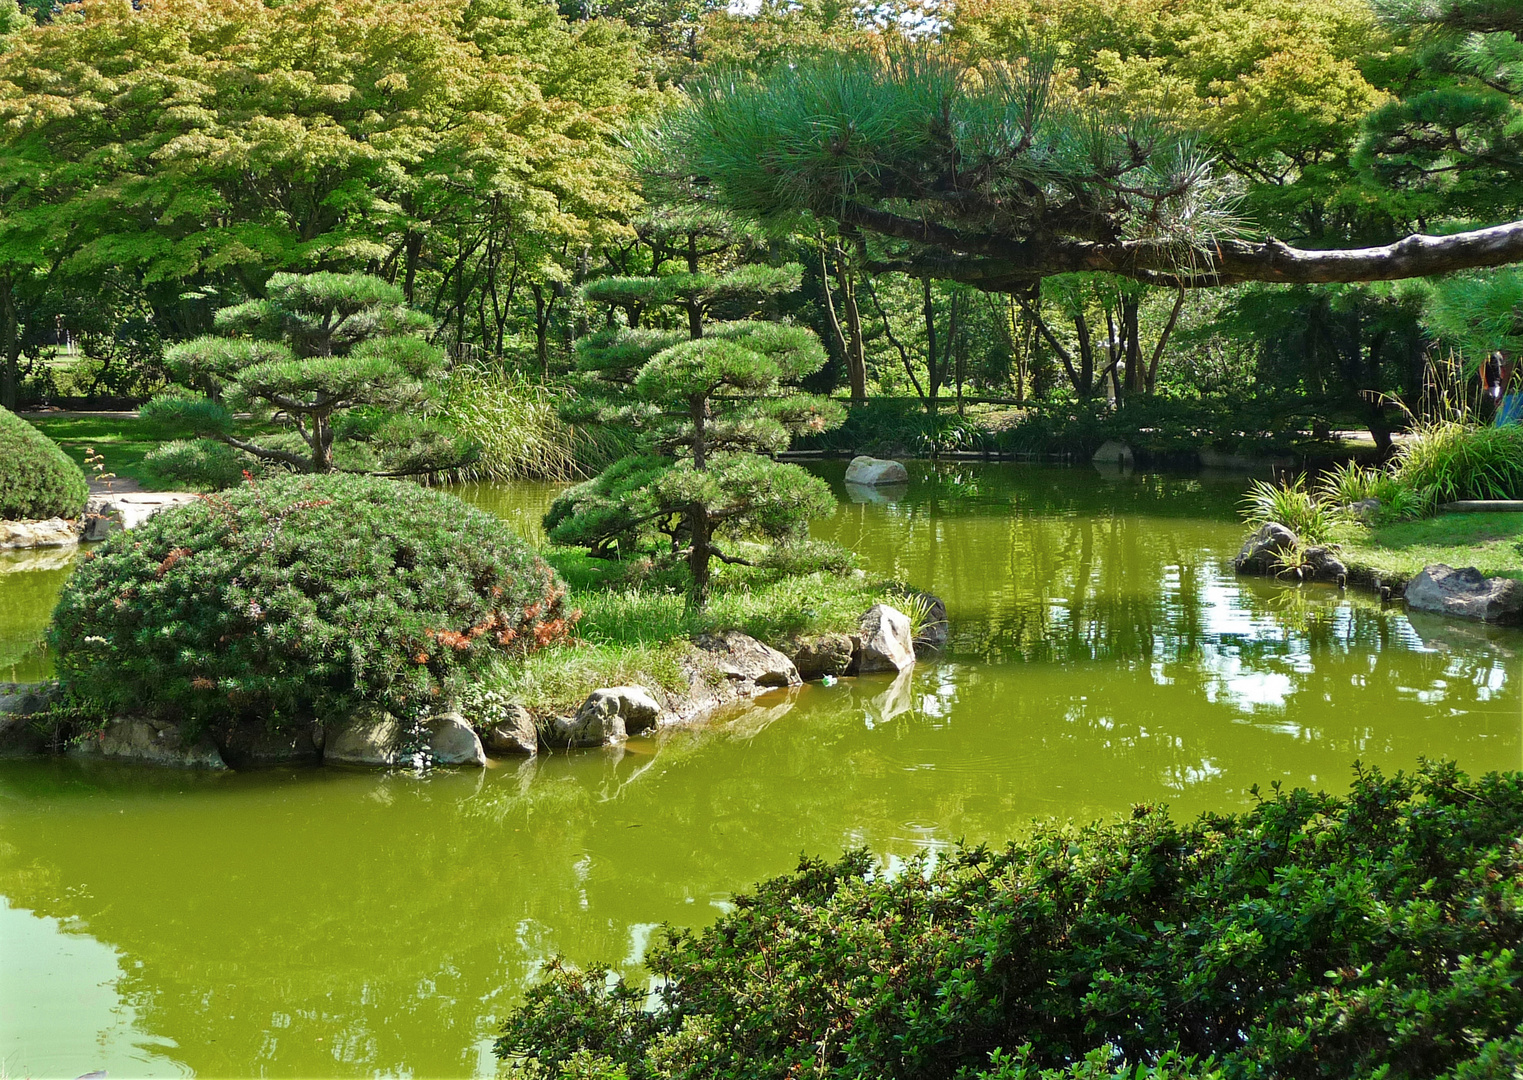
[0,462,1518,1077]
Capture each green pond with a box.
[2,462,1521,1078]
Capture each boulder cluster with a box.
[0,595,948,770]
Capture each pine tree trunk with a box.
[312,414,334,472]
[687,503,711,610]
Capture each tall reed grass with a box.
[1390,420,1523,502]
[434,365,626,482]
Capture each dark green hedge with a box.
[0,407,89,520]
[51,473,574,731]
[498,763,1523,1079]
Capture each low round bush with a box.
[142,437,252,490]
[50,473,575,731]
[500,763,1523,1080]
[0,407,88,521]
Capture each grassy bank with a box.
[26,412,206,490]
[484,551,891,713]
[1334,512,1523,585]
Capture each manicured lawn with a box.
[1337,512,1523,582]
[484,552,890,712]
[25,412,179,489]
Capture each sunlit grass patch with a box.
[1334,512,1523,582]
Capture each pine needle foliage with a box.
[50,473,573,733]
[149,272,475,478]
[652,48,1238,273]
[549,253,847,609]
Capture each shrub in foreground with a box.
[0,406,89,521]
[50,473,574,731]
[498,763,1523,1079]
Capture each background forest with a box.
[1,0,1519,463]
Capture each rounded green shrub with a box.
[0,407,89,521]
[499,763,1523,1080]
[142,438,251,490]
[50,473,575,731]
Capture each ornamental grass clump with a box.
[1391,419,1523,502]
[1238,474,1335,543]
[498,762,1523,1080]
[0,406,88,521]
[50,473,574,733]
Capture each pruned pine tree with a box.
[545,263,847,609]
[149,273,474,478]
[655,48,1523,292]
[1364,0,1523,365]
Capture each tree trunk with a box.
[312,413,334,473]
[1,276,17,412]
[1367,328,1394,454]
[686,234,704,340]
[686,392,711,609]
[1122,294,1144,397]
[1074,311,1096,399]
[923,279,941,411]
[687,502,711,610]
[837,252,867,403]
[402,231,424,304]
[1145,287,1187,394]
[531,284,554,378]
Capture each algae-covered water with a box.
[2,463,1519,1078]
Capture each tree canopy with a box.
[653,19,1523,293]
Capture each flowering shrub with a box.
[499,762,1523,1079]
[0,406,88,521]
[50,473,574,731]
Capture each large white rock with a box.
[427,712,487,767]
[323,710,401,767]
[87,491,201,532]
[844,455,909,486]
[0,517,79,549]
[70,717,227,769]
[1405,565,1523,624]
[856,604,916,673]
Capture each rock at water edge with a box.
[0,518,80,550]
[856,604,915,673]
[844,455,910,486]
[428,712,487,767]
[548,705,624,749]
[1092,440,1135,467]
[70,718,227,769]
[0,681,62,756]
[324,710,401,766]
[481,704,538,755]
[899,590,948,653]
[784,633,855,680]
[694,631,801,688]
[1234,523,1298,575]
[1302,546,1348,583]
[214,721,324,768]
[1405,564,1523,624]
[577,686,663,735]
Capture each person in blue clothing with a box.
[1486,351,1523,425]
